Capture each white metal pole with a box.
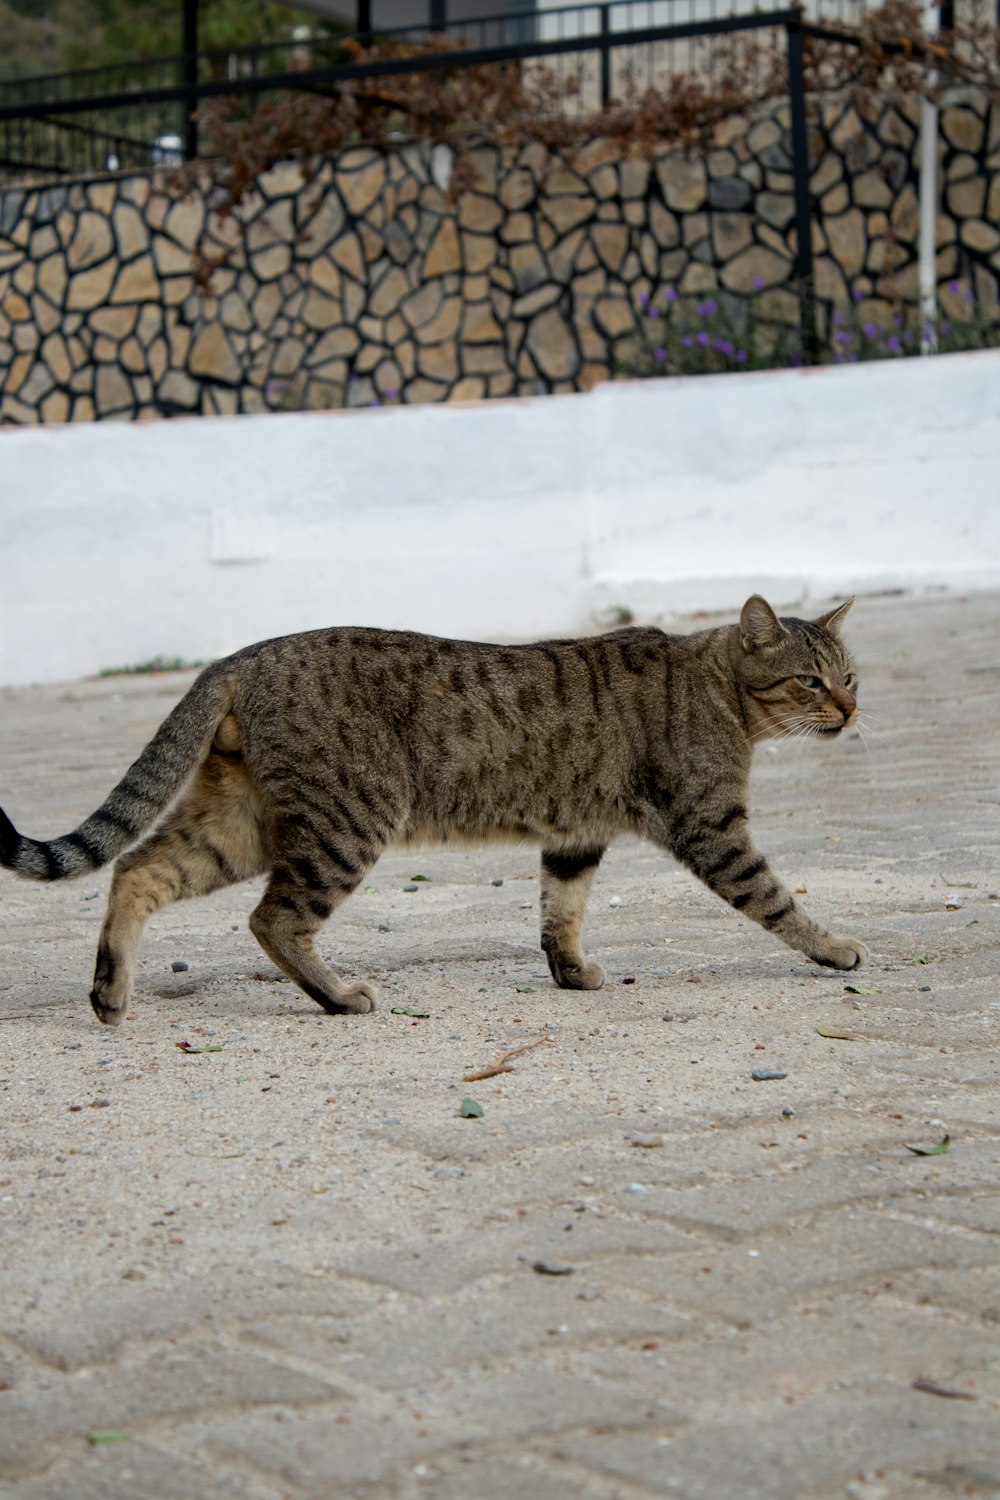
[918,0,940,351]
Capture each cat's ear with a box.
[739,595,787,650]
[813,597,854,636]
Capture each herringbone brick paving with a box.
[1,591,997,1499]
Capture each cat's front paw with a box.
[811,936,868,971]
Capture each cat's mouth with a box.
[814,723,846,736]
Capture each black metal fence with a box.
[0,0,861,184]
[0,0,918,361]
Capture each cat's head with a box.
[736,594,858,741]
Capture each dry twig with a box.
[463,1034,554,1082]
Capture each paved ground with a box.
[0,589,998,1500]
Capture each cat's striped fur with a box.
[0,594,866,1026]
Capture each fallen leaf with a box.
[910,955,943,965]
[409,874,430,881]
[533,1261,575,1276]
[939,874,976,888]
[390,1007,431,1018]
[844,985,878,995]
[460,1096,484,1118]
[175,1041,223,1054]
[86,1431,129,1446]
[817,1025,869,1041]
[904,1134,951,1156]
[515,986,535,993]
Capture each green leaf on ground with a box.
[409,874,430,881]
[939,873,976,888]
[910,955,944,965]
[817,1025,869,1041]
[86,1430,129,1446]
[175,1041,223,1053]
[904,1134,951,1156]
[460,1096,484,1118]
[391,1006,431,1018]
[515,986,535,994]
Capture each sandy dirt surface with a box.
[1,590,998,1500]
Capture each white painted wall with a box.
[2,349,998,687]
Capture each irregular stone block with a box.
[709,176,752,211]
[658,154,707,212]
[337,151,387,217]
[95,364,133,413]
[369,265,410,317]
[510,242,548,294]
[942,106,984,153]
[66,259,117,311]
[591,222,629,272]
[458,194,503,233]
[67,211,114,271]
[423,218,461,277]
[111,254,160,304]
[720,244,790,293]
[541,196,595,236]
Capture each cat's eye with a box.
[844,673,857,689]
[798,675,822,689]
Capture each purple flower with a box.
[862,322,881,339]
[834,330,852,345]
[696,298,718,317]
[637,291,650,307]
[941,320,952,336]
[349,372,360,383]
[696,331,710,346]
[735,349,748,363]
[714,339,734,357]
[965,288,975,303]
[752,276,765,290]
[832,310,846,325]
[384,388,399,399]
[682,334,694,348]
[654,348,666,362]
[886,335,901,353]
[666,286,678,301]
[948,279,961,293]
[646,306,660,318]
[852,286,865,303]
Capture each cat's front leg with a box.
[664,810,867,970]
[539,846,606,989]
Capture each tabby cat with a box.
[0,594,866,1026]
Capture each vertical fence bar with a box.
[600,3,611,106]
[182,0,199,161]
[786,17,819,364]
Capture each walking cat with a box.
[0,594,866,1026]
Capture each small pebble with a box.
[433,1166,465,1179]
[491,878,503,887]
[751,1069,788,1081]
[82,890,99,901]
[378,924,391,933]
[609,896,622,908]
[630,1134,664,1149]
[918,984,931,992]
[781,1106,796,1118]
[171,960,189,973]
[403,884,418,893]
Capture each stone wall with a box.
[1,87,998,425]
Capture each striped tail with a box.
[0,662,235,883]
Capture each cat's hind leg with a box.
[90,750,267,1026]
[539,846,606,990]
